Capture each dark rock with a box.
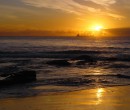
[116,74,130,79]
[76,60,86,65]
[46,60,71,67]
[0,70,36,86]
[108,64,130,68]
[0,66,18,75]
[106,57,118,61]
[74,55,97,62]
[73,55,97,66]
[105,54,130,62]
[0,74,9,77]
[116,54,130,61]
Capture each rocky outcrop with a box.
[74,55,97,62]
[0,70,36,86]
[47,60,71,67]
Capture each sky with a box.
[0,0,130,36]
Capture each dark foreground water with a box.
[0,36,130,98]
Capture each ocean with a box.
[0,36,130,98]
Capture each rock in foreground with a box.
[47,60,71,67]
[0,70,36,86]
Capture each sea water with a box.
[0,36,130,98]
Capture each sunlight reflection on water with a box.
[85,67,112,75]
[96,88,105,105]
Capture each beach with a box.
[0,86,130,110]
[0,37,130,110]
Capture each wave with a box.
[0,73,130,99]
[37,74,130,87]
[0,50,130,61]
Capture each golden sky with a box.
[0,0,130,36]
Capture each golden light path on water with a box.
[96,88,105,105]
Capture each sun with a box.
[87,24,104,37]
[92,25,103,31]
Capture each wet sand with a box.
[0,86,130,110]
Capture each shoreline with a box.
[0,85,130,110]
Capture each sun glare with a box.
[92,25,103,31]
[87,24,105,37]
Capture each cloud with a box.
[86,0,116,6]
[22,0,124,19]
